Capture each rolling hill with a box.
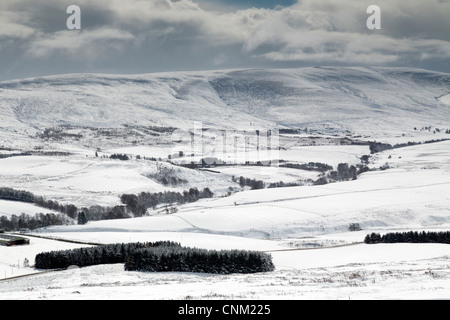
[1,66,449,140]
[0,66,449,300]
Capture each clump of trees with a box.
[348,223,362,232]
[120,188,214,216]
[234,176,265,190]
[125,246,275,274]
[81,205,129,221]
[0,213,70,231]
[110,154,130,161]
[35,241,179,269]
[35,241,275,275]
[313,163,360,185]
[146,165,188,186]
[364,231,450,244]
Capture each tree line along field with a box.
[0,186,215,231]
[364,231,450,244]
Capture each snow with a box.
[0,239,448,300]
[0,67,449,300]
[1,137,449,299]
[0,235,93,279]
[0,155,235,206]
[214,165,320,184]
[439,94,450,105]
[1,67,450,138]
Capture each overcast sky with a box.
[0,0,449,80]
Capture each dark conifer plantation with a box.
[35,241,275,275]
[35,241,180,269]
[364,231,450,244]
[125,246,275,274]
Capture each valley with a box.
[0,67,449,299]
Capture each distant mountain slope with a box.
[0,67,449,136]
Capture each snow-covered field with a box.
[1,139,449,300]
[0,155,235,207]
[0,232,448,300]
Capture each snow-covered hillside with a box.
[1,67,449,140]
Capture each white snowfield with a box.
[0,233,448,300]
[0,155,235,207]
[0,67,449,300]
[0,139,449,300]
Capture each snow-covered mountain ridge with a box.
[1,67,449,137]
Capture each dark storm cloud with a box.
[0,0,449,81]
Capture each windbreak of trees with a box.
[369,138,450,154]
[35,241,180,269]
[364,231,450,244]
[81,205,129,221]
[0,152,31,159]
[0,186,215,230]
[0,187,35,203]
[0,213,69,231]
[34,196,78,218]
[279,162,333,172]
[125,246,275,274]
[120,188,214,216]
[35,196,129,221]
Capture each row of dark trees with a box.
[0,213,70,231]
[369,138,450,155]
[267,180,306,189]
[233,162,365,190]
[279,162,333,172]
[313,163,362,185]
[0,186,214,230]
[35,241,179,269]
[125,246,275,274]
[120,188,214,216]
[364,231,450,244]
[35,196,129,222]
[0,187,35,203]
[0,152,31,159]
